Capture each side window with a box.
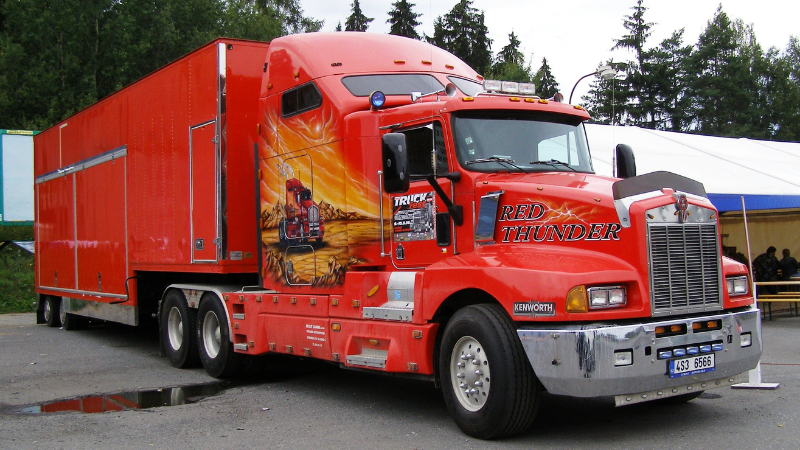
[402,122,449,178]
[282,83,323,118]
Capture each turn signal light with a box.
[566,286,588,313]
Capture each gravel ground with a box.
[1,311,798,449]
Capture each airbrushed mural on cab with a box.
[258,102,383,289]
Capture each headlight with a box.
[586,286,626,309]
[726,276,749,296]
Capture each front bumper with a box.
[517,307,761,402]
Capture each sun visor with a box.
[613,171,707,201]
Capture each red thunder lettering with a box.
[513,204,528,220]
[603,223,621,241]
[499,223,621,243]
[565,224,587,241]
[513,226,533,242]
[499,203,546,221]
[499,205,515,221]
[526,203,546,220]
[586,223,604,240]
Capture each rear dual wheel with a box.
[439,304,541,439]
[197,294,244,378]
[160,290,200,368]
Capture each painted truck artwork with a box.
[33,33,762,440]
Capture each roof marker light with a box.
[369,91,386,109]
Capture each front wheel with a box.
[197,294,244,378]
[439,304,540,439]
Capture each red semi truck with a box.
[34,33,761,439]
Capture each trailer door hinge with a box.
[213,238,222,246]
[212,135,219,144]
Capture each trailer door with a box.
[190,120,219,262]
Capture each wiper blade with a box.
[465,155,529,172]
[529,159,578,172]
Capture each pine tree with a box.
[345,0,373,32]
[611,0,655,127]
[534,57,560,99]
[641,30,693,131]
[387,0,421,40]
[766,37,800,140]
[488,32,532,82]
[687,6,764,137]
[428,0,492,74]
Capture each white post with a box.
[732,196,779,389]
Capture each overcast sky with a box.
[298,0,798,103]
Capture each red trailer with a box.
[35,33,762,439]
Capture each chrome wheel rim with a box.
[167,307,183,351]
[44,300,52,322]
[202,311,221,359]
[59,301,67,326]
[450,335,490,412]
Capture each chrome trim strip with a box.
[36,146,127,184]
[613,190,661,228]
[40,287,127,299]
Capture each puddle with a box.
[17,382,231,414]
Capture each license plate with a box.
[668,353,715,378]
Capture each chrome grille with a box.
[648,223,721,315]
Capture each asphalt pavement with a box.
[0,311,798,449]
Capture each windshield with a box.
[452,111,594,173]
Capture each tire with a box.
[197,293,244,378]
[439,304,540,439]
[44,296,62,328]
[59,298,87,330]
[278,219,288,246]
[160,290,200,368]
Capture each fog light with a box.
[614,350,633,366]
[741,332,752,348]
[658,350,673,359]
[687,346,699,355]
[712,343,724,351]
[673,348,687,357]
[700,345,712,353]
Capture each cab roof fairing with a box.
[263,32,479,96]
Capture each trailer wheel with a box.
[439,304,540,439]
[197,294,244,378]
[160,290,200,368]
[57,298,87,330]
[44,296,61,327]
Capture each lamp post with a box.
[568,65,617,104]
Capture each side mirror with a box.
[615,144,636,179]
[382,133,409,193]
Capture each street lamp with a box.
[568,65,617,104]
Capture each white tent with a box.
[584,124,800,262]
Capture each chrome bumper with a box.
[517,307,762,400]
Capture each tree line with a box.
[1,0,797,142]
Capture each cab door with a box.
[390,121,455,268]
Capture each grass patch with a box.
[0,225,36,314]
